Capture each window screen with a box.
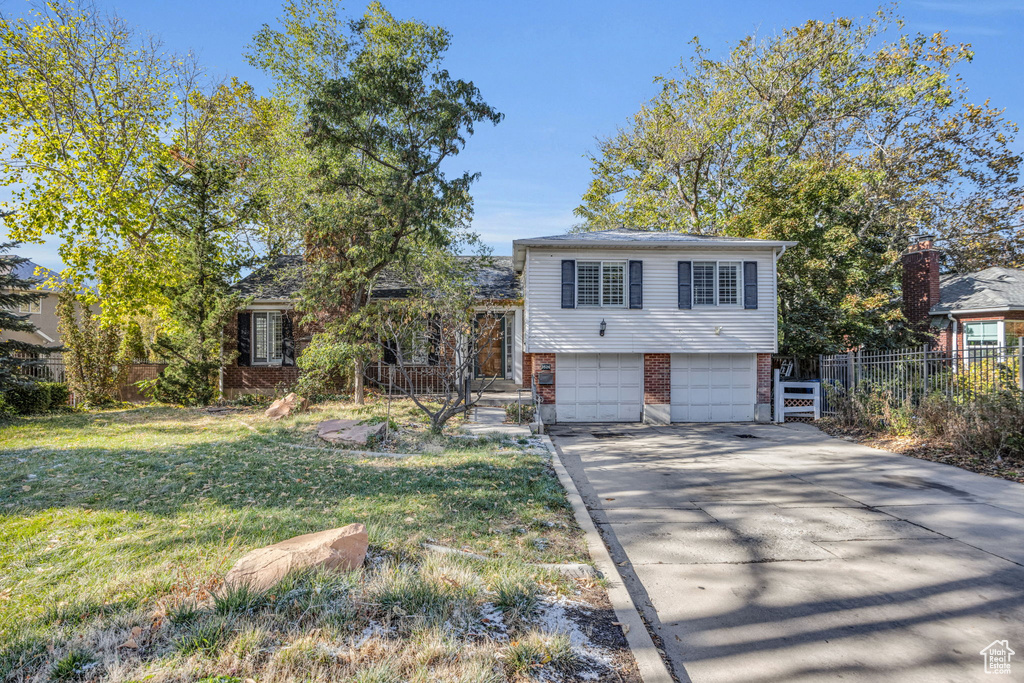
[577,262,600,306]
[693,262,716,305]
[718,262,739,305]
[602,263,625,306]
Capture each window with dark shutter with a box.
[743,261,758,309]
[561,260,575,308]
[282,313,296,366]
[677,261,692,309]
[236,312,251,366]
[628,260,643,309]
[382,340,398,365]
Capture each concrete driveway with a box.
[549,422,1024,683]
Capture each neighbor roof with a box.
[234,255,521,302]
[6,259,65,291]
[512,228,796,269]
[931,266,1024,314]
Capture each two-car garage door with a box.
[554,352,755,423]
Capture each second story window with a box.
[693,261,741,306]
[18,300,42,314]
[578,261,625,307]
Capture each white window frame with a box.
[576,261,626,308]
[251,310,284,365]
[692,261,743,307]
[964,321,1000,348]
[18,300,42,314]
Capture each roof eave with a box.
[929,305,1024,315]
[512,238,798,270]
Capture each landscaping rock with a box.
[224,523,368,592]
[265,393,308,420]
[318,419,387,446]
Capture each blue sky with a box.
[4,0,1023,266]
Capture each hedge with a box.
[0,381,70,415]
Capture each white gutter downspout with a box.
[947,313,958,370]
[774,244,789,263]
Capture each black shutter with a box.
[282,312,296,366]
[382,339,398,365]
[427,316,440,366]
[628,260,643,309]
[561,260,575,309]
[743,261,758,309]
[677,261,692,309]
[236,312,251,366]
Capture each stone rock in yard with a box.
[318,419,387,446]
[224,523,368,592]
[264,392,308,420]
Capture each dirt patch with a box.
[818,420,1024,485]
[561,584,643,683]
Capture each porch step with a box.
[471,379,522,392]
[474,389,533,407]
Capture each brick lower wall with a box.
[524,352,555,404]
[756,353,772,405]
[643,353,670,404]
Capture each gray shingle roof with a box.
[234,254,521,302]
[933,267,1024,313]
[520,228,778,244]
[8,259,65,290]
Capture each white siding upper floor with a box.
[521,246,784,354]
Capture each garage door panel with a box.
[556,353,642,423]
[671,353,756,423]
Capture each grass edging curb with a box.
[539,434,676,683]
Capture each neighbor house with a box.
[0,258,64,347]
[226,229,796,423]
[902,234,1024,353]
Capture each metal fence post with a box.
[846,350,855,390]
[773,368,781,423]
[922,343,930,400]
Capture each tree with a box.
[56,293,138,406]
[0,241,52,391]
[251,2,502,402]
[0,1,277,319]
[149,161,263,406]
[369,256,503,433]
[576,9,1023,354]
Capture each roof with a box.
[6,259,65,291]
[234,254,522,302]
[931,266,1024,314]
[512,228,796,269]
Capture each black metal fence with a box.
[819,343,1024,416]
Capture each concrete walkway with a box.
[549,422,1024,683]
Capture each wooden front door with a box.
[476,313,505,378]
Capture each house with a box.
[902,234,1024,352]
[0,258,64,347]
[225,254,524,399]
[513,229,795,424]
[226,229,796,423]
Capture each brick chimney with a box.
[902,234,940,330]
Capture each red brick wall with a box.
[756,353,772,405]
[902,243,940,331]
[643,353,670,404]
[117,364,166,402]
[524,352,555,403]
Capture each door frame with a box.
[474,312,507,379]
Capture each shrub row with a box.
[0,382,71,415]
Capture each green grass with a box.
[0,399,593,681]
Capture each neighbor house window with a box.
[964,321,999,348]
[577,261,625,307]
[693,261,742,306]
[18,300,41,314]
[1005,321,1024,348]
[252,311,283,364]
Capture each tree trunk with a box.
[354,357,365,405]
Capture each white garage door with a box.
[556,353,642,422]
[671,353,755,422]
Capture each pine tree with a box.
[0,241,53,390]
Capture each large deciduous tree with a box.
[249,1,501,402]
[576,9,1023,355]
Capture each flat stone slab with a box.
[318,419,386,446]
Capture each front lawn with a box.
[0,400,635,682]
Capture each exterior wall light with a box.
[714,326,723,336]
[599,319,607,337]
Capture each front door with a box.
[475,313,505,378]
